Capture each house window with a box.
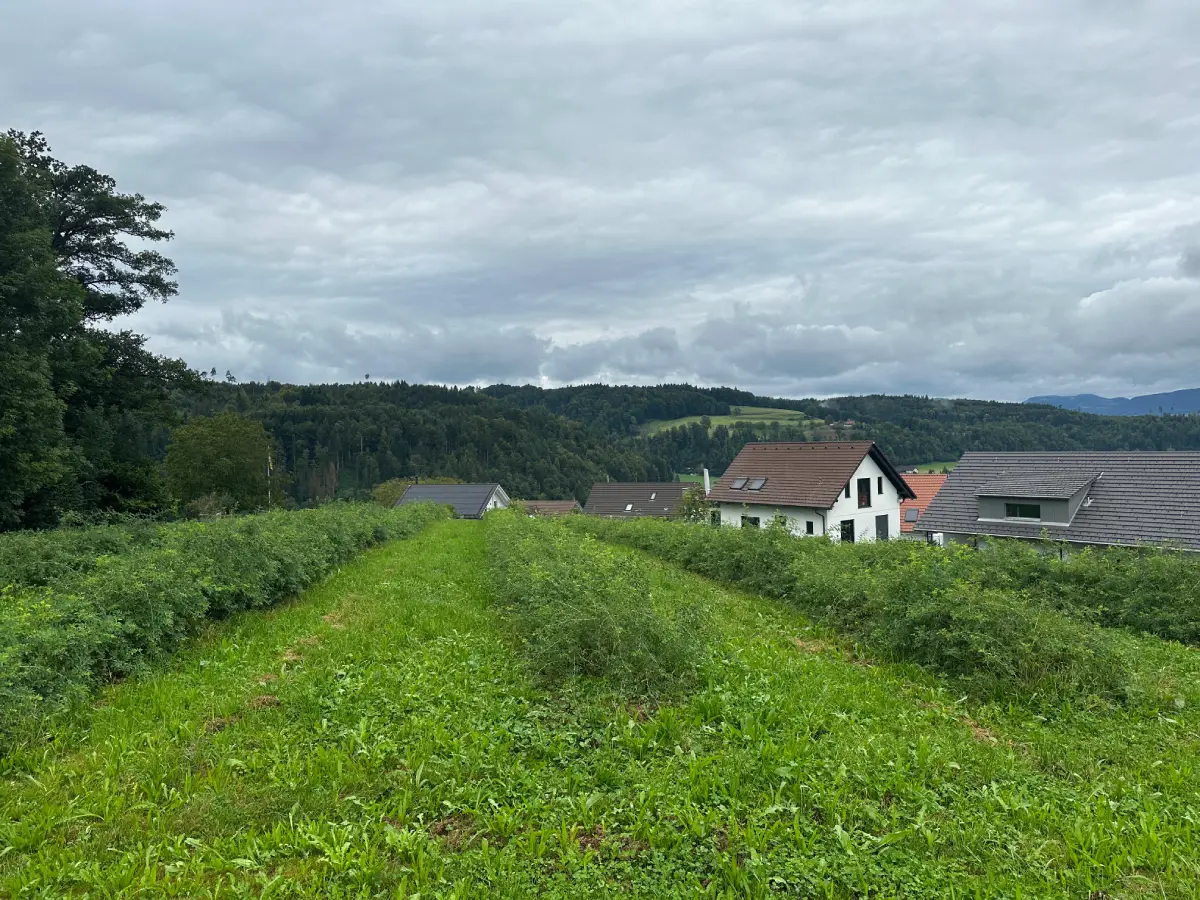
[747,477,766,491]
[905,508,920,522]
[844,483,851,499]
[625,503,634,511]
[1005,503,1041,520]
[805,521,815,535]
[731,477,748,490]
[742,516,761,528]
[857,478,871,509]
[840,520,855,543]
[878,476,883,495]
[875,514,889,541]
[709,509,721,526]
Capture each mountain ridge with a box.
[1026,388,1200,416]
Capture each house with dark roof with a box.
[900,473,948,535]
[396,483,510,519]
[520,499,583,517]
[710,442,915,542]
[583,482,687,518]
[913,451,1200,551]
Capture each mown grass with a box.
[2,520,1199,897]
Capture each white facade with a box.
[717,454,902,542]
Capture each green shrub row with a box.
[485,509,709,694]
[958,540,1200,645]
[566,517,1137,704]
[0,519,167,590]
[0,502,450,740]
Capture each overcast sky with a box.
[4,0,1200,400]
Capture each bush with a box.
[567,516,1134,704]
[0,502,450,740]
[486,510,708,693]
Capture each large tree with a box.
[0,132,195,527]
[164,414,284,511]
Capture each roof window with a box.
[649,492,656,500]
[747,477,766,491]
[731,477,748,490]
[625,503,633,511]
[905,508,920,522]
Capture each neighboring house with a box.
[709,441,916,542]
[899,473,948,535]
[583,482,687,518]
[396,483,509,519]
[521,499,583,517]
[913,451,1200,551]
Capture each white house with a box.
[708,441,916,542]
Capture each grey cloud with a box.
[4,0,1200,399]
[1182,248,1200,279]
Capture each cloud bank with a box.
[4,0,1199,399]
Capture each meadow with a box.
[639,406,815,436]
[0,509,1198,897]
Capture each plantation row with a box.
[0,503,449,741]
[485,511,709,692]
[567,516,1199,708]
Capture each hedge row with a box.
[485,510,709,693]
[0,502,450,740]
[566,517,1138,704]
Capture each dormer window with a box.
[731,477,748,490]
[1005,503,1041,521]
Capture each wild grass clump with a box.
[568,516,1135,704]
[486,509,708,693]
[0,502,450,740]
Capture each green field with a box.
[4,516,1199,897]
[909,460,959,473]
[640,406,814,435]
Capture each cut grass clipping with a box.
[566,516,1156,706]
[0,501,450,742]
[486,509,709,693]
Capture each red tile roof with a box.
[709,442,915,509]
[899,474,948,532]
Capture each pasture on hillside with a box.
[2,512,1199,897]
[639,406,815,436]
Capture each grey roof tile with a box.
[397,483,504,519]
[975,474,1098,499]
[583,482,687,517]
[915,452,1200,550]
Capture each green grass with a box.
[640,406,813,436]
[3,520,1199,897]
[909,461,958,473]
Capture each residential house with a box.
[899,473,948,535]
[521,499,583,517]
[913,451,1200,551]
[396,483,509,519]
[583,482,687,518]
[709,442,915,542]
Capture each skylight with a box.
[747,477,766,491]
[649,492,656,500]
[731,477,748,490]
[625,503,633,511]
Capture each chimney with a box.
[702,468,711,496]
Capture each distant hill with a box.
[1026,388,1200,416]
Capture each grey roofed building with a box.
[914,451,1200,551]
[583,482,687,518]
[396,483,509,519]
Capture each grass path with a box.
[1,520,1197,897]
